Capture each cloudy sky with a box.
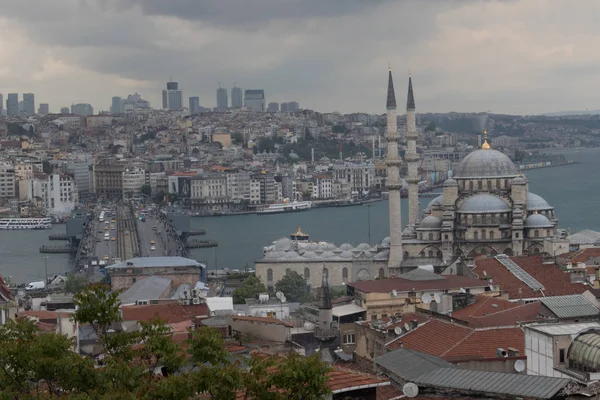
[0,0,598,115]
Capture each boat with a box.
[256,200,312,214]
[0,217,53,230]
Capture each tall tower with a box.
[385,68,403,269]
[405,74,419,229]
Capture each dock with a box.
[40,245,78,254]
[48,233,69,240]
[185,240,218,249]
[188,229,206,236]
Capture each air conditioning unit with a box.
[182,299,190,305]
[192,298,200,305]
[192,289,198,298]
[183,290,189,298]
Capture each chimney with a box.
[508,347,519,357]
[411,319,418,329]
[496,348,508,357]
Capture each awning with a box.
[332,303,366,318]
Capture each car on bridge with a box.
[111,237,116,241]
[150,245,156,251]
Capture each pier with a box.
[48,233,69,240]
[188,229,206,236]
[185,240,218,249]
[40,245,78,254]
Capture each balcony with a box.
[314,327,339,341]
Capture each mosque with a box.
[255,69,567,290]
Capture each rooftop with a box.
[228,315,294,328]
[348,272,487,294]
[524,321,600,336]
[108,256,205,269]
[540,294,599,319]
[375,347,455,381]
[118,276,172,305]
[121,303,209,324]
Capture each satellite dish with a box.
[402,382,419,398]
[488,278,493,284]
[392,289,398,297]
[514,359,525,372]
[275,291,283,300]
[489,284,496,291]
[422,293,432,304]
[404,322,411,332]
[280,295,287,303]
[483,270,488,277]
[394,326,402,335]
[460,287,467,293]
[434,293,442,303]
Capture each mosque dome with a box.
[320,242,337,251]
[274,237,293,251]
[525,213,553,228]
[443,178,458,187]
[340,250,354,259]
[302,251,318,259]
[427,195,444,209]
[527,192,552,210]
[265,250,285,259]
[419,215,443,229]
[454,149,519,178]
[283,251,301,259]
[356,243,371,251]
[458,194,511,214]
[511,175,527,185]
[381,237,390,247]
[375,250,390,260]
[568,331,600,371]
[320,251,336,259]
[339,243,354,251]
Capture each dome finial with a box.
[481,129,491,149]
[388,61,392,71]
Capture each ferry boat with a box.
[256,200,312,214]
[0,217,53,230]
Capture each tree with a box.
[232,275,266,304]
[64,273,89,294]
[140,184,152,198]
[42,160,53,174]
[153,190,166,205]
[275,271,308,302]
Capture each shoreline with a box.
[518,160,580,171]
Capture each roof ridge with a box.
[469,300,531,319]
[441,328,475,357]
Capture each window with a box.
[342,267,348,280]
[474,231,479,240]
[378,268,385,278]
[478,181,482,190]
[371,314,378,321]
[482,230,487,240]
[534,230,539,238]
[267,268,273,281]
[343,334,356,345]
[304,268,310,280]
[490,231,495,239]
[444,234,449,240]
[428,233,433,241]
[403,251,409,259]
[428,250,433,257]
[559,349,565,363]
[469,181,473,190]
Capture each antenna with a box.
[434,293,442,303]
[402,382,419,398]
[394,326,402,335]
[421,293,432,304]
[404,322,411,332]
[514,360,525,373]
[391,289,398,297]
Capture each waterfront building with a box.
[216,87,228,112]
[20,173,77,215]
[231,86,243,108]
[6,93,18,116]
[190,174,228,208]
[149,172,167,196]
[244,90,265,112]
[226,171,251,202]
[0,163,15,202]
[332,163,375,194]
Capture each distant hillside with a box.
[542,110,600,116]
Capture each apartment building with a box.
[332,163,375,194]
[0,163,16,202]
[21,173,77,215]
[226,172,251,202]
[190,175,228,206]
[149,172,167,195]
[65,162,92,195]
[122,168,147,200]
[93,163,125,198]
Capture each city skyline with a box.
[1,1,600,115]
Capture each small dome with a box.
[419,215,443,229]
[283,251,301,259]
[458,194,510,214]
[568,332,600,371]
[443,178,457,187]
[375,250,390,260]
[527,192,552,210]
[320,251,336,258]
[274,237,293,251]
[427,195,444,209]
[320,242,337,251]
[265,250,285,259]
[339,243,354,251]
[340,250,354,258]
[525,213,553,227]
[382,237,390,245]
[356,243,371,251]
[511,175,527,185]
[302,251,318,259]
[454,149,519,178]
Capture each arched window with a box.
[444,234,449,240]
[378,268,385,278]
[546,229,551,236]
[428,233,433,241]
[437,250,443,258]
[534,230,539,238]
[489,231,495,239]
[403,251,409,259]
[496,179,501,189]
[267,268,273,281]
[342,267,348,280]
[285,268,291,275]
[478,181,483,190]
[533,248,540,253]
[487,180,491,189]
[473,231,479,240]
[469,181,474,190]
[304,268,310,280]
[420,251,425,258]
[482,230,486,240]
[428,250,434,257]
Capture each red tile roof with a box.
[121,303,209,324]
[228,315,293,328]
[377,385,404,400]
[473,256,586,299]
[360,313,430,332]
[562,248,600,264]
[18,311,71,320]
[348,274,488,294]
[387,318,525,361]
[460,302,544,328]
[451,295,518,319]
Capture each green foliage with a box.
[153,190,166,205]
[332,124,347,134]
[7,123,27,136]
[275,271,308,302]
[64,274,89,294]
[140,184,152,198]
[232,275,267,304]
[0,285,333,399]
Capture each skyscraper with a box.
[6,93,18,116]
[22,93,35,115]
[385,69,403,268]
[216,87,228,112]
[163,81,183,110]
[244,90,265,112]
[111,96,123,114]
[189,96,200,114]
[38,103,49,115]
[0,94,3,115]
[231,86,243,108]
[71,103,93,116]
[60,107,70,114]
[267,102,279,113]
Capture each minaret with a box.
[405,73,419,229]
[385,67,404,269]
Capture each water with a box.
[2,147,598,283]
